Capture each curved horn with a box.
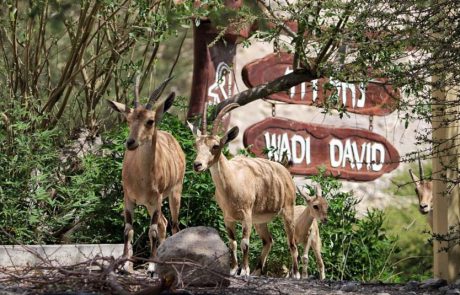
[133,75,140,108]
[296,185,311,201]
[212,103,239,135]
[145,76,174,110]
[201,102,208,135]
[418,152,424,181]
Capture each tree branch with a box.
[214,69,318,117]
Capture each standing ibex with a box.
[188,103,300,279]
[107,77,185,274]
[408,156,433,229]
[295,185,329,280]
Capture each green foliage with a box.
[383,205,431,282]
[383,167,432,282]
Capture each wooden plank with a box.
[243,117,400,181]
[242,53,399,116]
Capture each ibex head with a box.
[187,103,239,172]
[107,77,175,150]
[409,155,433,215]
[298,184,329,224]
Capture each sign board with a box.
[242,53,399,116]
[188,22,237,118]
[243,117,400,181]
[187,0,252,118]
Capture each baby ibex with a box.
[295,184,329,280]
[408,156,433,228]
[107,77,185,274]
[188,103,300,279]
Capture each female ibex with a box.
[295,185,329,280]
[408,155,433,228]
[188,103,300,279]
[107,77,185,274]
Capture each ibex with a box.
[188,103,300,279]
[295,184,329,280]
[408,156,433,229]
[107,77,185,274]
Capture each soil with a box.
[187,276,451,295]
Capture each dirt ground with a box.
[1,265,457,295]
[188,276,452,295]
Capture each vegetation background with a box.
[3,0,458,283]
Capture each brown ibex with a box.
[408,155,433,229]
[107,77,185,274]
[188,103,300,279]
[295,184,329,280]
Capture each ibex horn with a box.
[212,103,239,135]
[202,102,208,135]
[133,75,140,108]
[145,76,174,110]
[418,152,424,181]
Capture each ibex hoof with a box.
[119,261,133,274]
[239,267,250,277]
[147,262,158,278]
[291,271,301,280]
[230,267,238,276]
[251,269,262,276]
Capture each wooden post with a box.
[432,77,460,282]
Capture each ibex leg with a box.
[224,219,238,276]
[122,199,135,273]
[282,207,300,279]
[240,216,253,276]
[169,185,182,234]
[252,223,273,276]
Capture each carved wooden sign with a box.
[243,118,400,181]
[242,53,399,116]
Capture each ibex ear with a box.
[107,100,131,114]
[315,184,322,198]
[187,120,202,137]
[154,92,176,123]
[220,126,239,146]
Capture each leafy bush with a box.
[1,108,398,282]
[383,167,432,282]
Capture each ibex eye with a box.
[146,119,154,127]
[313,205,319,210]
[212,144,220,151]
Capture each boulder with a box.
[156,226,230,287]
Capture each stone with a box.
[446,289,460,295]
[340,282,359,292]
[420,278,448,289]
[404,280,420,291]
[155,226,230,287]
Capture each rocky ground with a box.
[1,270,459,295]
[188,276,458,295]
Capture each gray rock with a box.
[340,282,359,292]
[446,289,460,295]
[376,293,391,295]
[420,278,448,289]
[440,286,451,292]
[156,226,230,287]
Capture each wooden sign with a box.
[187,0,254,118]
[243,118,400,181]
[187,22,237,118]
[242,53,399,116]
